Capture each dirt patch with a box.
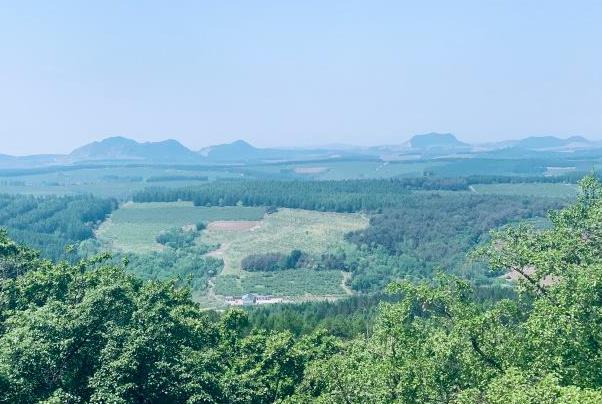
[206,243,228,258]
[207,220,262,231]
[293,166,329,174]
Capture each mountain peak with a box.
[69,136,198,162]
[198,139,258,160]
[409,133,467,149]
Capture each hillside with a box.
[69,136,201,162]
[198,139,263,161]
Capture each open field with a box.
[199,208,368,300]
[470,183,579,198]
[96,202,266,252]
[214,270,347,297]
[199,208,368,275]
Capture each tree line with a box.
[132,179,467,212]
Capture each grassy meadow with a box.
[200,208,367,299]
[96,202,266,252]
[199,208,368,275]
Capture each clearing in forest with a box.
[96,202,266,252]
[199,208,368,298]
[199,208,368,275]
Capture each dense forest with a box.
[345,193,563,291]
[133,179,469,212]
[0,177,600,402]
[132,177,572,213]
[0,194,116,260]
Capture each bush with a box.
[155,228,197,249]
[241,253,287,272]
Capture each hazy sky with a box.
[1,1,601,155]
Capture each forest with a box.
[0,176,600,402]
[132,177,573,213]
[345,193,563,291]
[0,194,116,260]
[132,178,470,212]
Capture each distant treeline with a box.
[0,194,116,260]
[133,178,465,212]
[145,175,209,182]
[133,175,581,212]
[0,180,26,186]
[463,172,594,185]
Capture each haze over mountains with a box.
[0,133,599,169]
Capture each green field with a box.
[199,208,368,275]
[214,270,346,297]
[200,208,367,299]
[470,183,579,198]
[96,202,266,252]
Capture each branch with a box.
[470,335,503,372]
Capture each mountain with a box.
[198,140,363,162]
[198,140,261,161]
[69,136,200,162]
[409,133,468,149]
[2,134,601,169]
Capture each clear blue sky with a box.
[1,1,601,155]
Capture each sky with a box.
[1,1,601,155]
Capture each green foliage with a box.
[289,175,602,402]
[0,229,41,280]
[1,176,601,402]
[0,231,334,402]
[156,227,199,249]
[346,193,562,291]
[241,250,308,272]
[244,294,395,338]
[214,270,346,297]
[0,194,116,260]
[133,178,469,212]
[118,246,223,293]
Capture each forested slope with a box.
[0,177,601,402]
[0,194,116,260]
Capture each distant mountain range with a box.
[0,133,599,169]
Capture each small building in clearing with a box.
[241,293,257,306]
